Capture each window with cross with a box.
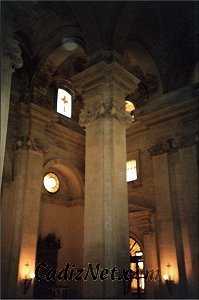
[57,88,72,118]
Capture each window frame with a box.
[126,159,137,182]
[56,87,73,118]
[126,150,141,187]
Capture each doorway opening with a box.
[129,237,145,298]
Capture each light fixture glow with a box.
[125,100,135,112]
[21,263,35,295]
[30,272,35,279]
[163,274,169,280]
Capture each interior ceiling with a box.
[3,1,198,94]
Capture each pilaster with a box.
[148,133,198,298]
[177,145,198,298]
[1,35,23,192]
[6,137,45,298]
[150,151,179,298]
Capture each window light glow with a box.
[57,88,72,118]
[136,251,143,257]
[129,238,145,293]
[43,173,60,193]
[126,160,137,182]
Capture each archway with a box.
[35,158,84,298]
[129,237,145,298]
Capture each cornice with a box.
[135,83,198,118]
[29,103,58,124]
[14,135,49,154]
[9,102,85,153]
[79,102,133,127]
[148,133,198,156]
[72,60,139,94]
[127,84,198,136]
[45,122,85,151]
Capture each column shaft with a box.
[72,61,137,298]
[1,36,23,191]
[84,117,129,298]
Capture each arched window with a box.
[129,237,145,297]
[56,88,72,118]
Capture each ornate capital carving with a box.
[2,37,23,71]
[148,133,198,156]
[14,135,49,154]
[79,102,133,127]
[140,224,153,236]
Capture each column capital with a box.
[2,36,23,71]
[72,60,139,127]
[148,133,198,156]
[14,135,49,155]
[79,101,133,127]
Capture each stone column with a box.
[72,60,138,298]
[1,36,23,192]
[6,136,45,298]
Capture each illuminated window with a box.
[126,160,137,182]
[57,88,72,118]
[129,237,145,295]
[43,173,60,193]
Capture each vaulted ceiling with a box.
[2,1,198,98]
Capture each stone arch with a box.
[129,233,144,255]
[124,39,163,97]
[32,28,86,68]
[31,34,87,108]
[43,158,84,200]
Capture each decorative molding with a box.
[79,102,133,127]
[57,115,85,134]
[2,37,23,70]
[129,210,154,236]
[148,133,198,156]
[14,135,49,154]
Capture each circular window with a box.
[43,173,60,193]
